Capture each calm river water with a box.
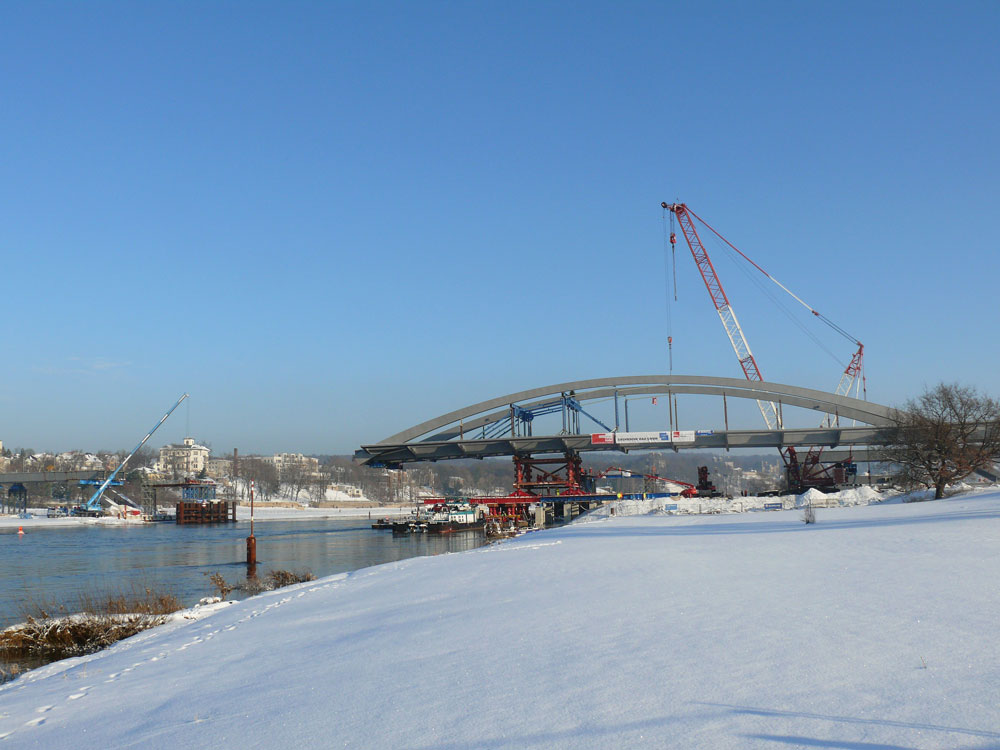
[0,519,487,628]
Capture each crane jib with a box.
[662,200,866,477]
[85,393,191,511]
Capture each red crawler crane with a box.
[661,202,865,491]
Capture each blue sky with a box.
[1,1,998,454]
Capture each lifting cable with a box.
[660,205,675,373]
[684,206,862,349]
[705,230,844,368]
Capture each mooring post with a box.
[246,478,257,576]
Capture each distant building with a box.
[156,437,210,476]
[55,451,105,471]
[267,453,320,476]
[332,483,363,498]
[205,457,233,479]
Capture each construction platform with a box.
[175,501,237,524]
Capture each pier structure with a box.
[137,478,233,524]
[175,499,237,524]
[2,484,28,515]
[0,471,107,514]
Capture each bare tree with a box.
[884,383,1000,499]
[241,459,279,501]
[309,473,331,504]
[282,463,312,504]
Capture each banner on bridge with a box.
[591,431,698,446]
[612,431,673,445]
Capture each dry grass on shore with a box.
[2,571,316,683]
[0,585,183,663]
[207,568,316,599]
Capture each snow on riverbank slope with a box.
[2,493,999,749]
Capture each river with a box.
[0,518,488,629]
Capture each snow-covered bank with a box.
[233,505,413,521]
[2,492,999,749]
[0,505,414,529]
[579,485,890,520]
[0,510,102,529]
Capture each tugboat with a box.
[391,501,486,535]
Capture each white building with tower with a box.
[156,437,210,476]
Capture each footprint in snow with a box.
[35,706,53,714]
[24,717,45,727]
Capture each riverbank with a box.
[1,489,998,748]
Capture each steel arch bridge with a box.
[355,374,896,468]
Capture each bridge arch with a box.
[378,374,894,446]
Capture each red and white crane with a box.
[661,202,865,489]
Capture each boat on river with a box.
[391,501,486,535]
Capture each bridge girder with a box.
[358,426,892,467]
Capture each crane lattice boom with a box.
[662,200,867,489]
[664,203,781,430]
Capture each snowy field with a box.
[1,490,999,749]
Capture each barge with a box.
[392,501,486,535]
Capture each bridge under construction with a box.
[355,373,896,515]
[356,202,907,516]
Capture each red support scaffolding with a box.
[512,453,589,496]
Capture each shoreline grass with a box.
[1,569,315,684]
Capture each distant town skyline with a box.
[2,2,998,454]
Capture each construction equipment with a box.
[73,393,190,516]
[696,466,722,496]
[662,202,864,492]
[596,466,716,498]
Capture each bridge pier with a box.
[512,452,591,496]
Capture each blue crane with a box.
[77,393,190,515]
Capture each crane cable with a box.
[706,230,844,368]
[685,206,862,348]
[661,205,675,373]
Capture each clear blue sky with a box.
[1,1,998,455]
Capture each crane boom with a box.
[662,200,868,490]
[663,202,781,430]
[83,393,190,512]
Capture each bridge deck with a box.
[357,426,890,467]
[0,470,105,484]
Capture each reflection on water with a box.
[0,520,487,628]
